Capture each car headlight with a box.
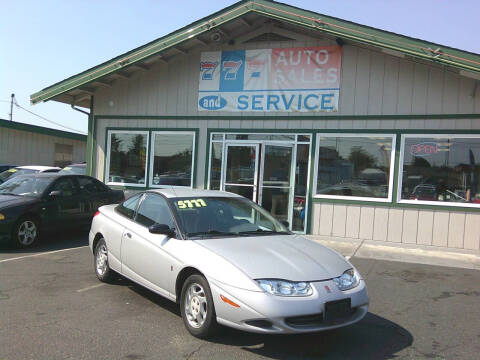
[256,279,313,296]
[333,269,360,291]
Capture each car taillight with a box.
[94,211,100,217]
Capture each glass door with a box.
[222,144,259,201]
[259,144,294,226]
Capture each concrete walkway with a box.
[308,235,480,270]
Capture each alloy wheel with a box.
[184,282,208,328]
[96,244,108,276]
[17,220,37,246]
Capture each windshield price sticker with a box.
[177,199,207,209]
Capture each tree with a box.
[348,147,375,175]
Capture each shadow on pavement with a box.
[115,277,412,360]
[0,229,89,255]
[211,312,413,360]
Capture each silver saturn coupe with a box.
[89,189,368,338]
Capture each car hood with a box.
[0,194,38,209]
[194,234,351,282]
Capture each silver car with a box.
[89,189,368,338]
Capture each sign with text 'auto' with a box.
[198,47,342,112]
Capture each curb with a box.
[307,235,480,270]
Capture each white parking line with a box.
[76,283,105,293]
[0,246,88,263]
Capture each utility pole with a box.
[9,93,14,121]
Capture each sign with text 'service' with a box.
[198,47,342,112]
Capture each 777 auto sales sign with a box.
[198,46,342,112]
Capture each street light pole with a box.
[9,93,14,121]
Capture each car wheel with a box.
[13,217,39,248]
[180,274,218,339]
[94,239,115,283]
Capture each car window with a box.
[78,177,107,194]
[135,194,175,228]
[59,166,85,175]
[0,176,52,197]
[0,168,36,182]
[116,194,142,219]
[43,169,60,173]
[49,178,78,197]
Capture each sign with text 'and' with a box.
[198,46,342,112]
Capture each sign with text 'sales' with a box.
[198,46,341,112]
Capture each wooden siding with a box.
[311,203,480,250]
[0,127,85,166]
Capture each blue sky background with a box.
[1,0,478,134]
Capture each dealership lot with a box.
[1,235,479,360]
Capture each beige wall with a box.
[0,127,86,166]
[91,34,480,250]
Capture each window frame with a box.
[397,133,480,208]
[313,133,397,203]
[148,131,196,189]
[105,130,150,187]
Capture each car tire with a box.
[180,274,219,339]
[13,217,40,248]
[94,239,115,283]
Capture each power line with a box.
[13,101,87,135]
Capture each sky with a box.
[1,0,479,135]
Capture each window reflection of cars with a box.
[410,183,469,202]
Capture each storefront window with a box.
[107,131,148,186]
[315,135,395,201]
[150,132,195,187]
[399,136,480,206]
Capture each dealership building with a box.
[31,0,480,251]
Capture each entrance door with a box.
[223,144,259,201]
[259,144,294,225]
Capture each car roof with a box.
[147,188,242,199]
[65,163,86,167]
[16,165,61,171]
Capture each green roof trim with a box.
[31,0,480,105]
[0,118,87,141]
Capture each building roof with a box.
[0,118,87,141]
[30,0,480,108]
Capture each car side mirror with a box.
[149,223,175,237]
[281,220,289,228]
[49,190,63,197]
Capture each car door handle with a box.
[125,233,132,238]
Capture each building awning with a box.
[31,0,480,108]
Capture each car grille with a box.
[285,307,358,328]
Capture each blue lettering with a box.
[281,94,295,110]
[267,95,280,110]
[237,95,248,110]
[321,93,334,110]
[297,94,302,110]
[252,95,264,110]
[304,94,319,110]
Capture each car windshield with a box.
[170,196,289,239]
[0,176,52,197]
[59,166,85,175]
[0,168,36,182]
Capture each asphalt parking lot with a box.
[1,234,480,360]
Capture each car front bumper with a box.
[0,220,14,246]
[208,277,369,334]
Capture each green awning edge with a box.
[31,0,480,105]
